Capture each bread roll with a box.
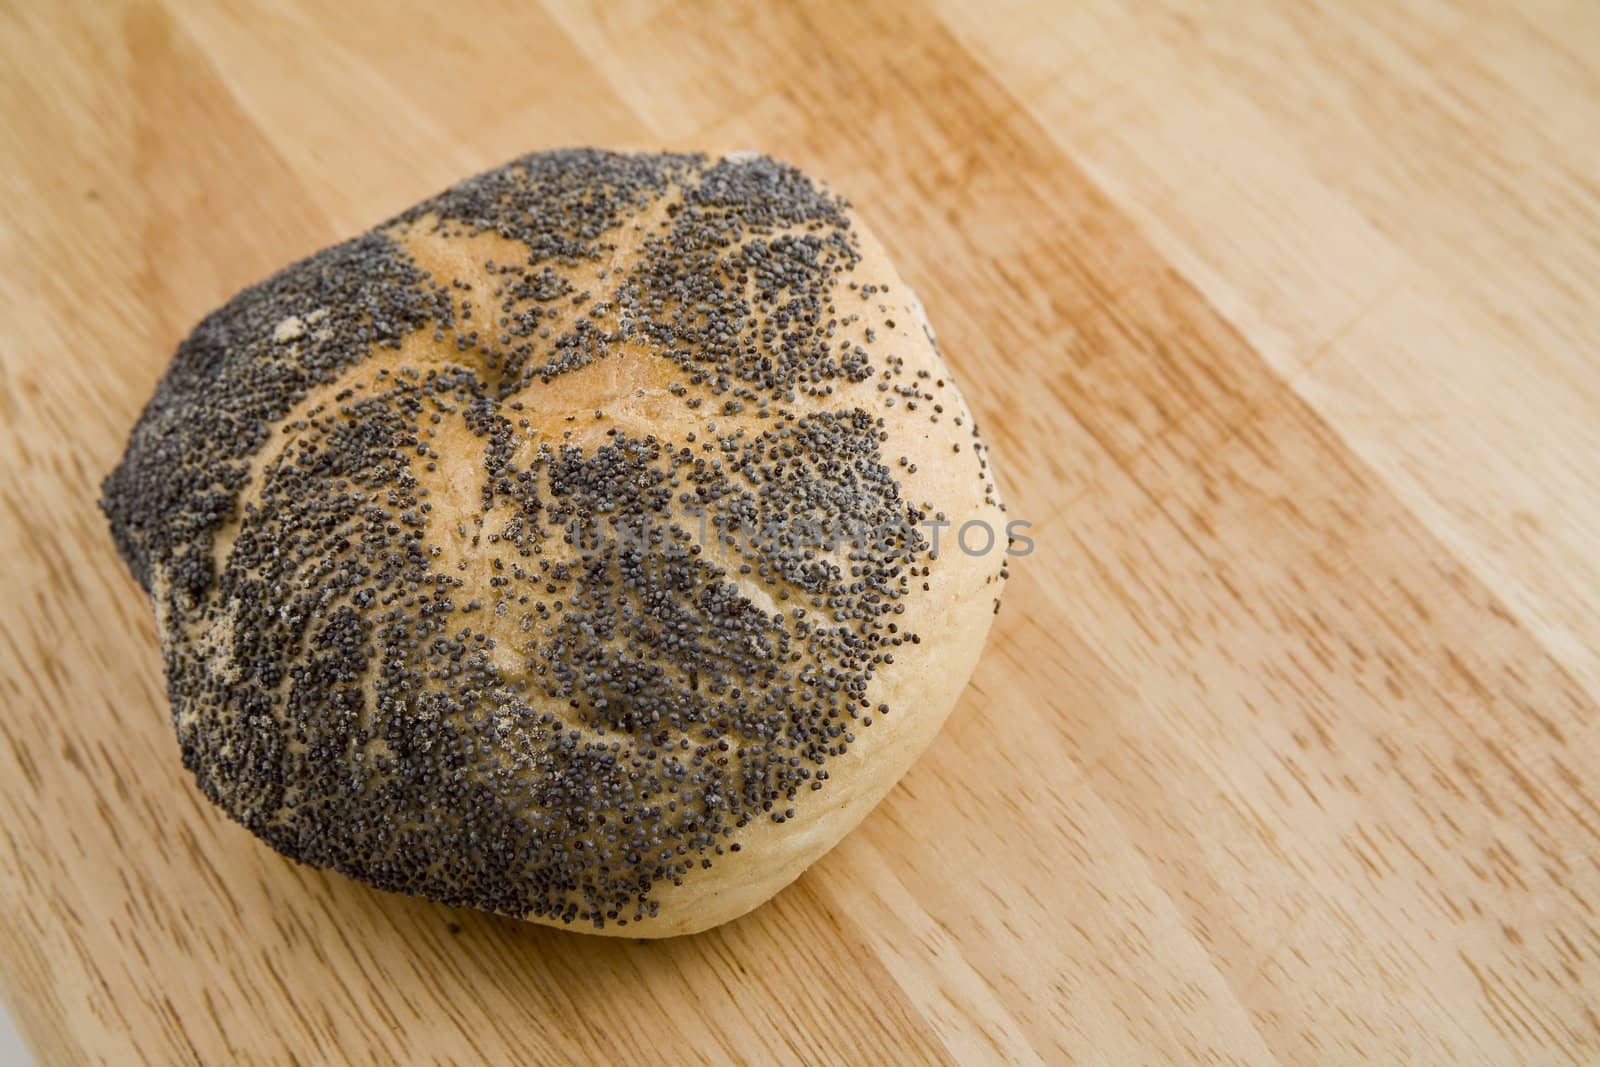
[102,149,1008,936]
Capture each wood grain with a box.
[3,0,1599,1062]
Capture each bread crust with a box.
[103,149,1007,935]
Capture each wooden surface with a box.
[4,1,1600,1062]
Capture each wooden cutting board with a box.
[4,1,1598,1062]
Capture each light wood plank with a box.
[939,0,1600,701]
[3,0,1598,1061]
